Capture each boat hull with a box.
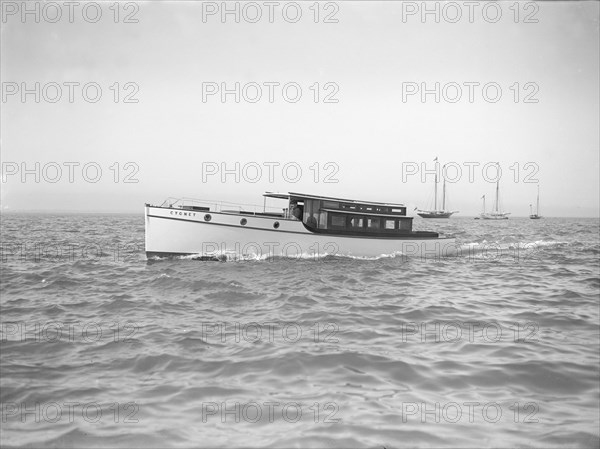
[145,206,457,259]
[480,213,510,220]
[417,212,455,219]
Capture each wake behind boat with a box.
[145,192,456,259]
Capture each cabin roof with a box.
[263,192,405,208]
[319,208,410,218]
[263,192,291,200]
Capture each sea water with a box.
[1,214,598,447]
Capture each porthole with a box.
[273,221,280,229]
[204,214,212,222]
[240,218,247,226]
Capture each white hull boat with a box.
[145,192,456,260]
[529,185,542,219]
[480,213,510,220]
[479,165,510,220]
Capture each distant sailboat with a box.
[530,185,542,219]
[480,164,510,220]
[475,194,486,219]
[416,159,458,219]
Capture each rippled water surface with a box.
[1,214,599,448]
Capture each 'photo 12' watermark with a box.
[398,321,539,344]
[401,401,539,424]
[2,402,139,424]
[401,82,539,104]
[400,1,539,24]
[200,321,339,344]
[2,82,140,104]
[1,1,140,24]
[1,162,140,184]
[200,1,340,24]
[401,161,539,184]
[1,321,140,343]
[0,241,143,263]
[201,82,339,103]
[200,401,341,424]
[201,161,339,184]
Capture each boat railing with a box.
[159,197,289,217]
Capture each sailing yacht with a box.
[480,165,510,220]
[530,185,542,219]
[416,161,458,219]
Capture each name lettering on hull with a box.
[170,211,197,217]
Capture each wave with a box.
[144,239,574,264]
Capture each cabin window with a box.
[331,214,346,228]
[367,218,380,229]
[323,201,339,209]
[303,199,321,228]
[319,211,328,228]
[349,216,364,228]
[385,219,396,229]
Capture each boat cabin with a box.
[264,192,432,237]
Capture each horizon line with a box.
[1,210,599,219]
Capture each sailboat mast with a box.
[482,195,486,213]
[536,185,540,215]
[442,177,446,210]
[434,164,438,211]
[495,179,499,213]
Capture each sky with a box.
[1,0,599,216]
